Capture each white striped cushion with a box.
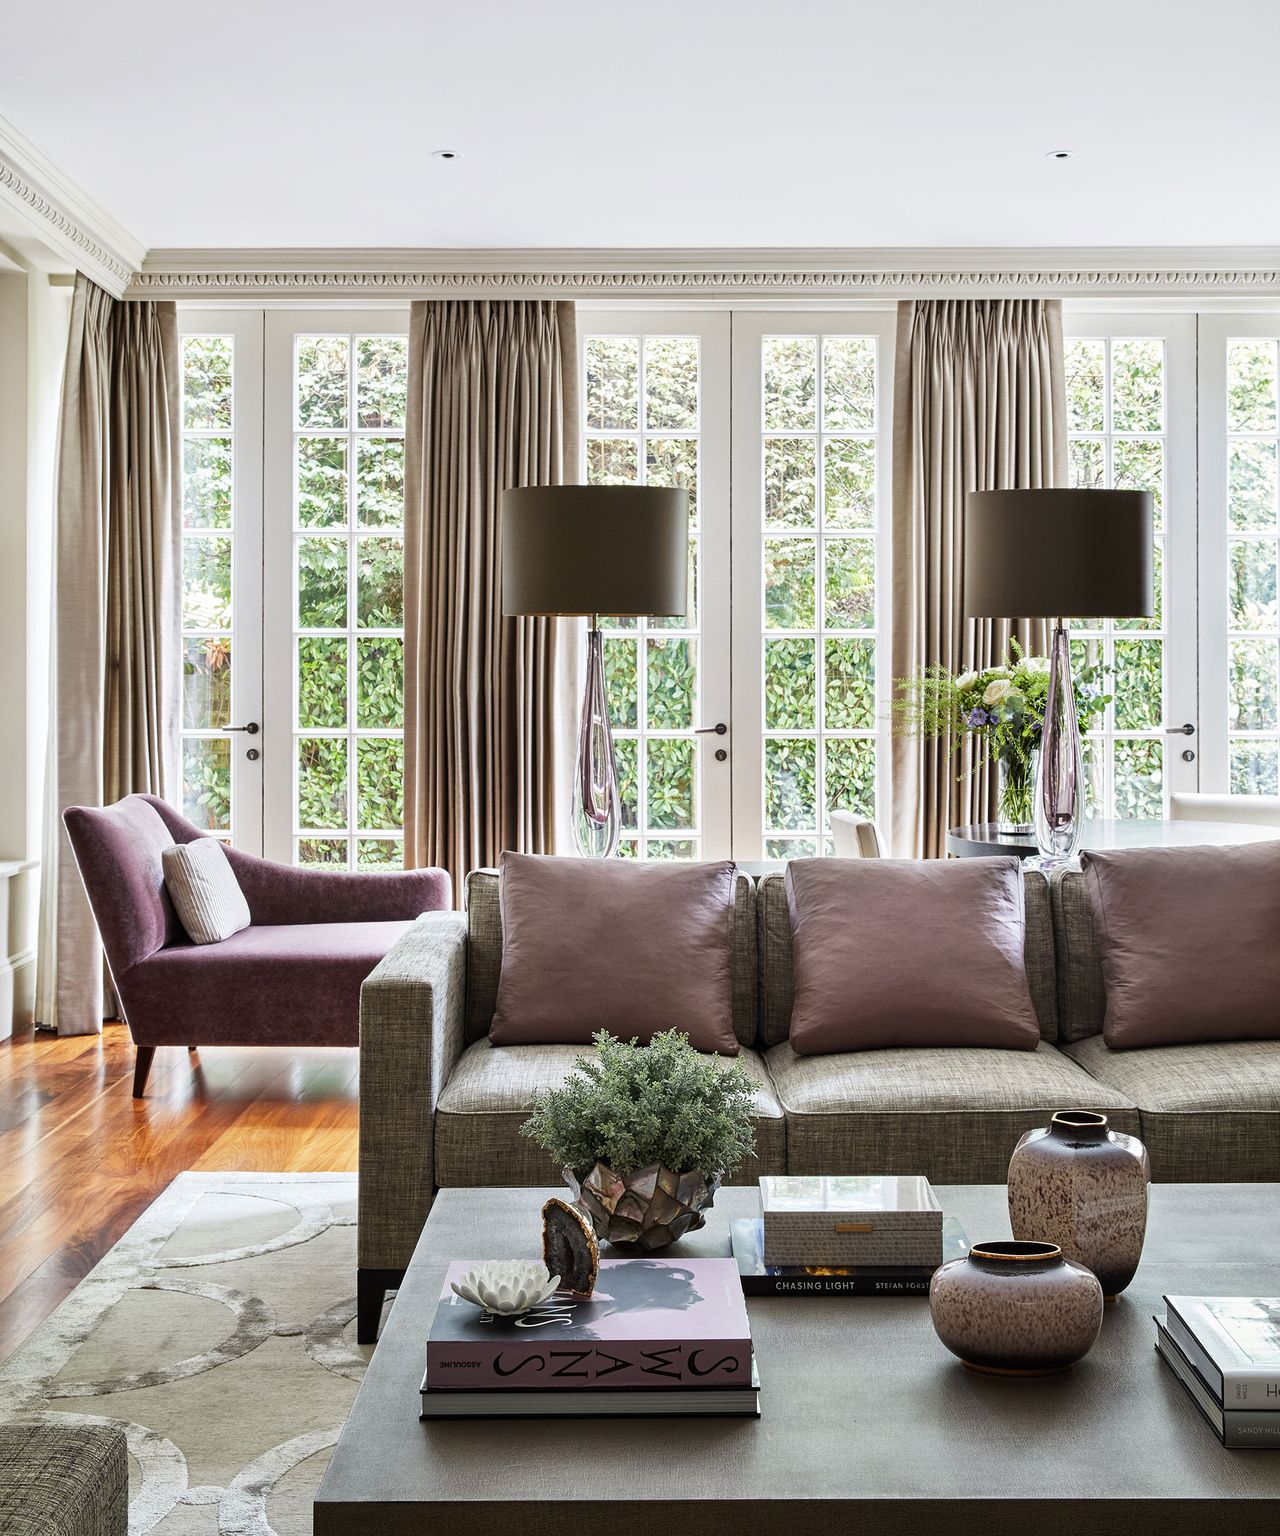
[162,837,251,945]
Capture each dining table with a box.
[734,817,1279,878]
[944,816,1280,859]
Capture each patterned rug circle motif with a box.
[0,1174,369,1536]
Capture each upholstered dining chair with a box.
[829,810,885,859]
[63,794,451,1096]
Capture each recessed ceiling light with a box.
[432,150,461,161]
[1044,149,1073,161]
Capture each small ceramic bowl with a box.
[929,1239,1103,1376]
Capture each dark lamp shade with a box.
[963,489,1155,620]
[501,486,690,617]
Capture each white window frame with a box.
[1197,313,1280,795]
[262,308,411,866]
[177,309,265,854]
[730,310,896,860]
[577,311,732,860]
[1062,309,1199,813]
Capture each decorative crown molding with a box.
[0,114,144,296]
[128,246,1280,302]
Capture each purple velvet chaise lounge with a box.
[63,794,451,1096]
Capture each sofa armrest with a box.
[357,910,467,1273]
[221,846,451,925]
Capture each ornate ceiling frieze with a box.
[126,260,1280,301]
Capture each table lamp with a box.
[963,488,1154,863]
[501,485,690,856]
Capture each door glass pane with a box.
[292,335,408,866]
[1064,336,1168,817]
[760,332,880,856]
[585,334,702,859]
[1225,339,1280,791]
[180,336,235,836]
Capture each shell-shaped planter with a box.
[566,1161,721,1252]
[1007,1110,1150,1299]
[930,1240,1104,1376]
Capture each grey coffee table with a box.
[315,1184,1280,1535]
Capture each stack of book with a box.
[1155,1295,1280,1448]
[420,1257,759,1419]
[731,1175,966,1296]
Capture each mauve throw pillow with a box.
[785,857,1040,1054]
[489,852,738,1054]
[1082,842,1280,1049]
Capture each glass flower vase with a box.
[997,750,1037,835]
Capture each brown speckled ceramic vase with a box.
[1007,1110,1150,1299]
[929,1240,1103,1375]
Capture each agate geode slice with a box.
[541,1196,599,1298]
[565,1162,721,1252]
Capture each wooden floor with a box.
[0,1021,358,1362]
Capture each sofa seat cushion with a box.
[766,1039,1139,1182]
[435,1040,785,1188]
[1063,1034,1280,1181]
[125,920,413,1047]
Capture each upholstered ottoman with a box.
[0,1424,128,1536]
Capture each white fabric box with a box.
[760,1175,943,1268]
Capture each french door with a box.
[1198,314,1280,796]
[179,309,410,862]
[178,311,264,853]
[730,313,896,858]
[580,310,895,859]
[262,311,411,866]
[580,313,732,859]
[1061,312,1200,814]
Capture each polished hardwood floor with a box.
[0,1021,358,1361]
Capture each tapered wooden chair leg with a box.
[132,1046,156,1098]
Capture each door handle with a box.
[224,722,260,735]
[1164,723,1195,736]
[695,722,728,735]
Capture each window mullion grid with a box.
[637,338,651,851]
[344,363,358,867]
[1225,396,1280,787]
[180,337,236,841]
[813,346,826,849]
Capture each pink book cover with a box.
[427,1258,752,1390]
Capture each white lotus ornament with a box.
[450,1261,561,1316]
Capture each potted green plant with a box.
[521,1029,758,1251]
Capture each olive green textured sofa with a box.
[355,863,1280,1339]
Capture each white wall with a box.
[0,253,70,1035]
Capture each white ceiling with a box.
[2,0,1279,252]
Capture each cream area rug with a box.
[0,1172,372,1535]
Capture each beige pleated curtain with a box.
[403,300,579,898]
[35,275,181,1035]
[890,298,1067,859]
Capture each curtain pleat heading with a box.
[890,298,1067,859]
[402,300,578,898]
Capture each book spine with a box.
[1220,1372,1280,1407]
[741,1273,932,1297]
[427,1336,752,1390]
[1167,1304,1280,1405]
[1222,1412,1280,1449]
